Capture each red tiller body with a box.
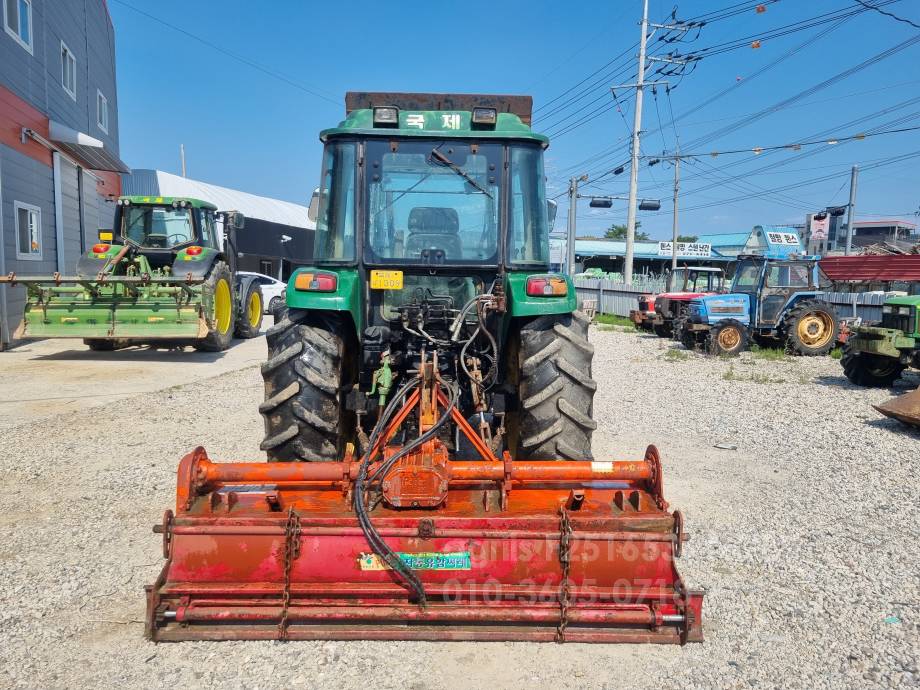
[145,445,704,644]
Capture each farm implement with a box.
[0,196,264,351]
[145,92,704,644]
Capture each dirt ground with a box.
[0,327,917,689]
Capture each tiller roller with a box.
[146,353,703,644]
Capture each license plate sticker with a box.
[369,270,403,290]
[358,551,471,571]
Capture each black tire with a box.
[679,323,699,352]
[516,311,597,460]
[84,338,116,351]
[259,308,349,462]
[672,316,687,342]
[269,296,283,316]
[841,340,904,387]
[653,322,671,338]
[707,318,749,356]
[782,299,839,356]
[234,283,264,339]
[194,261,235,352]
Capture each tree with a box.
[605,221,649,241]
[676,234,698,243]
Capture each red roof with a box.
[820,255,920,282]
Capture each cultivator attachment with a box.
[146,355,703,644]
[874,387,920,428]
[1,271,208,341]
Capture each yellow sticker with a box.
[370,270,403,290]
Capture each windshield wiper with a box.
[430,148,493,198]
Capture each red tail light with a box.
[185,246,204,256]
[526,275,568,297]
[294,272,337,292]
[92,243,110,254]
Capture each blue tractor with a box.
[683,254,840,356]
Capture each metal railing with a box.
[574,277,666,317]
[575,276,898,324]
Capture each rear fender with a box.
[505,272,577,319]
[285,267,362,333]
[171,247,221,279]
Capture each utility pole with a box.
[844,164,858,255]
[180,144,187,177]
[623,0,650,285]
[671,156,680,272]
[566,175,587,274]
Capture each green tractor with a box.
[1,196,265,351]
[841,295,920,426]
[260,92,597,462]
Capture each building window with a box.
[96,90,109,134]
[61,41,76,100]
[259,260,273,276]
[14,201,42,260]
[3,0,32,53]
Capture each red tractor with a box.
[652,266,725,338]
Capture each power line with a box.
[853,0,920,30]
[111,0,339,106]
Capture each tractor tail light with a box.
[526,275,568,297]
[294,272,337,292]
[92,243,110,254]
[185,246,204,256]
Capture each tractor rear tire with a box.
[234,282,264,339]
[707,319,749,356]
[783,300,839,356]
[195,261,235,352]
[653,323,671,338]
[259,308,348,462]
[841,341,904,387]
[517,311,597,461]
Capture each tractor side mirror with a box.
[229,212,245,229]
[308,188,320,223]
[547,199,558,228]
[98,229,114,242]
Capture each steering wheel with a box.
[168,234,187,246]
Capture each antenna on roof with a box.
[180,144,187,178]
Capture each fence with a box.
[574,277,666,317]
[574,277,898,323]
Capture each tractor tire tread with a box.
[782,299,839,357]
[259,307,347,462]
[517,313,596,461]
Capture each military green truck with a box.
[841,295,920,427]
[0,196,264,351]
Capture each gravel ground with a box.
[1,327,917,689]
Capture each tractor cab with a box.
[294,93,566,388]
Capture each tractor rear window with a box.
[122,206,194,249]
[364,140,501,266]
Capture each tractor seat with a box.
[405,207,462,259]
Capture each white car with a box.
[237,272,286,314]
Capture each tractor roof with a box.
[119,195,218,210]
[321,92,548,145]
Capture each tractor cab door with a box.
[757,262,810,326]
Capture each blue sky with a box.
[110,0,920,240]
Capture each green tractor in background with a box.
[260,92,597,462]
[841,294,920,426]
[1,196,265,351]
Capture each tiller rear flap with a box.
[146,359,703,644]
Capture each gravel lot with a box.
[1,327,917,689]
